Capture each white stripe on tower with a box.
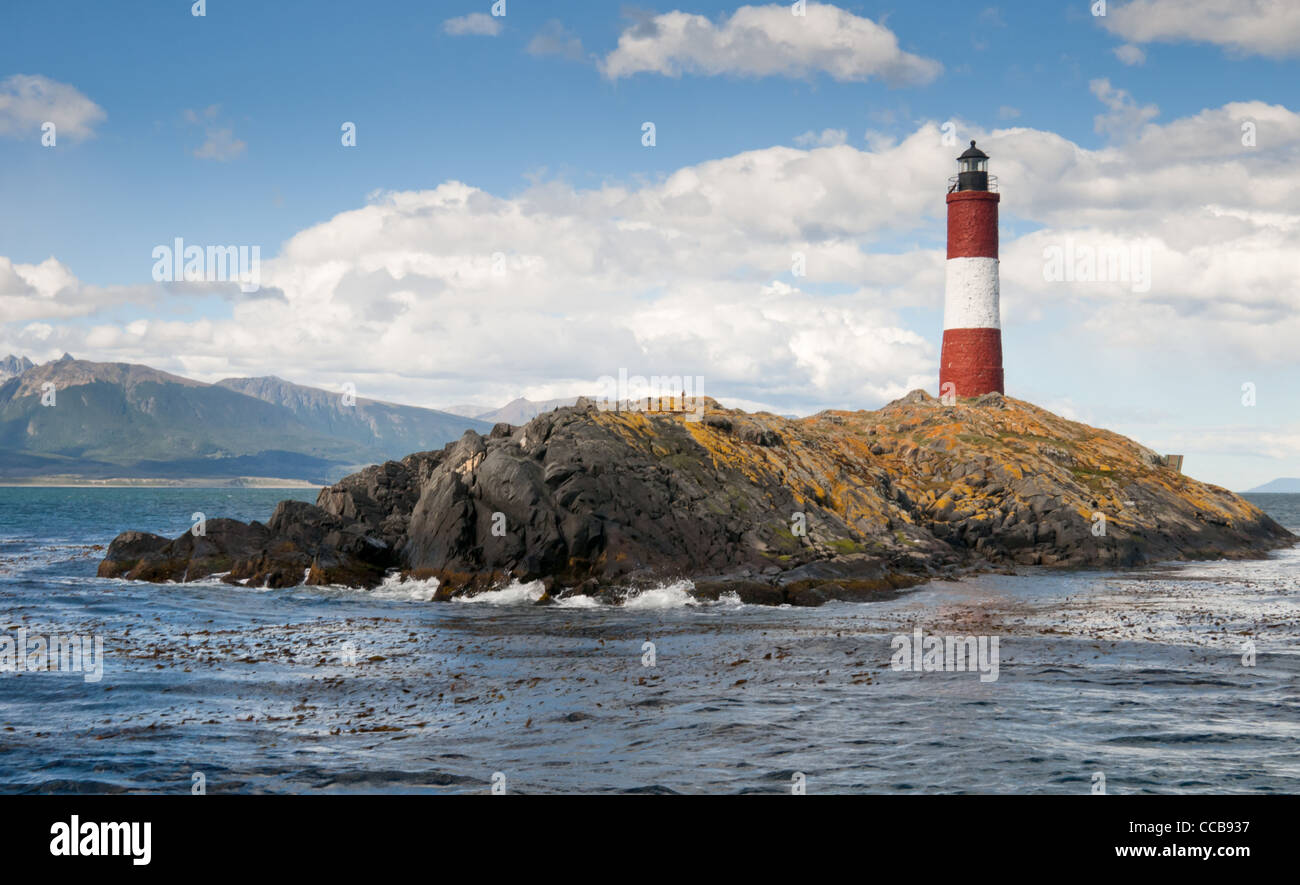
[943,257,1001,329]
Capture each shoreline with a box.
[0,477,322,489]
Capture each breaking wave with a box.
[453,580,546,606]
[553,594,602,609]
[371,573,441,602]
[622,580,704,610]
[451,578,743,610]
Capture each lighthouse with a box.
[940,140,1003,398]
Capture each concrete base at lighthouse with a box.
[940,328,1004,397]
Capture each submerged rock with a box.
[98,393,1296,605]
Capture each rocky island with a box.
[97,393,1295,606]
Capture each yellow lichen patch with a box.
[577,394,1285,565]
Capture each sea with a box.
[0,487,1296,794]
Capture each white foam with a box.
[454,579,546,606]
[448,579,741,610]
[371,573,441,602]
[715,591,744,608]
[622,580,703,610]
[554,594,602,608]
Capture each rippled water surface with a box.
[1,487,1297,794]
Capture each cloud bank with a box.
[1100,0,1300,58]
[4,95,1300,425]
[600,3,942,84]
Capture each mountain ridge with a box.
[442,396,583,424]
[0,354,35,383]
[0,356,491,483]
[215,374,488,455]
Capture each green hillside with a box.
[0,357,491,482]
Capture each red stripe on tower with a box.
[940,140,1004,399]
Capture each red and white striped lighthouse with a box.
[940,140,1004,398]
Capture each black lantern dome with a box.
[954,140,991,192]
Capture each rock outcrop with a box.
[98,392,1296,606]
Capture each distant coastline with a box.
[1244,479,1300,494]
[0,476,321,489]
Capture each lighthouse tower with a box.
[940,140,1003,398]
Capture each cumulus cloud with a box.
[0,74,105,141]
[0,256,153,324]
[600,2,942,84]
[5,90,1300,420]
[1089,78,1160,140]
[443,13,502,37]
[793,128,847,148]
[1099,0,1300,58]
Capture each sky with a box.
[1,0,1299,490]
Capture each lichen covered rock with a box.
[97,392,1295,605]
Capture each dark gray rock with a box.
[97,394,1297,605]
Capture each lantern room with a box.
[952,140,993,192]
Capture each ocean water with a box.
[0,487,1297,794]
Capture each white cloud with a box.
[1089,78,1159,140]
[527,20,584,60]
[0,256,152,324]
[600,2,942,84]
[0,74,105,141]
[1138,425,1300,462]
[1100,0,1300,58]
[5,91,1300,423]
[193,127,246,162]
[443,13,502,37]
[793,128,847,148]
[1113,43,1146,65]
[182,105,246,162]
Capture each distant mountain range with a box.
[442,396,582,424]
[0,354,493,484]
[1245,478,1300,493]
[0,355,34,383]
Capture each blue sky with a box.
[2,1,1300,489]
[6,0,1295,283]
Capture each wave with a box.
[553,593,602,609]
[453,579,546,606]
[277,572,439,602]
[621,581,743,610]
[370,573,441,602]
[85,568,742,613]
[451,578,743,610]
[622,580,704,610]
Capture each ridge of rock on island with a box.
[97,391,1296,606]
